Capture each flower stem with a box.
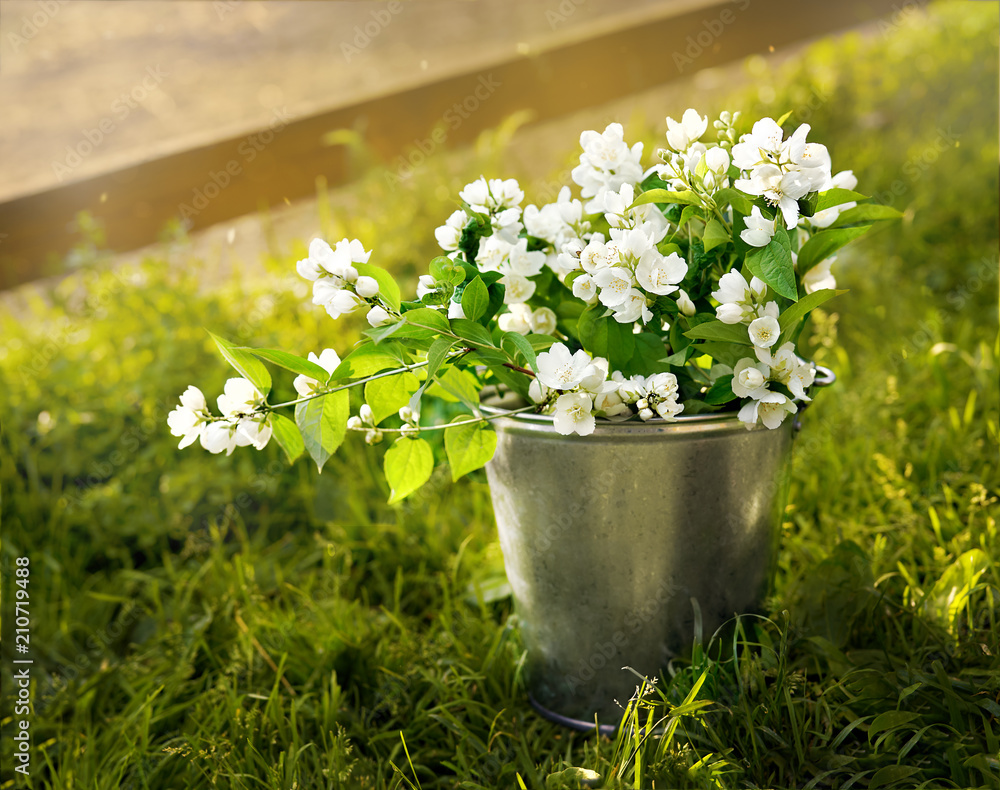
[352,404,538,434]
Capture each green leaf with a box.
[484,281,506,325]
[578,305,635,368]
[778,288,845,335]
[408,337,454,413]
[797,226,872,274]
[695,341,747,368]
[400,307,451,334]
[868,711,923,738]
[444,419,497,480]
[364,320,404,344]
[628,333,670,374]
[868,766,921,790]
[500,331,537,369]
[246,348,330,382]
[745,227,797,301]
[469,348,531,398]
[384,437,434,503]
[210,332,271,396]
[677,204,703,229]
[460,276,489,323]
[269,413,304,463]
[775,109,793,127]
[330,344,405,380]
[704,375,737,405]
[450,318,495,348]
[294,390,348,472]
[831,203,904,226]
[354,262,401,312]
[365,371,420,424]
[703,219,730,252]
[429,255,465,285]
[712,187,754,215]
[815,188,869,212]
[683,320,752,345]
[630,188,701,208]
[427,367,481,408]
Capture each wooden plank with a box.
[0,0,899,290]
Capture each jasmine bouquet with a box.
[168,109,900,500]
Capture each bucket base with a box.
[529,694,619,737]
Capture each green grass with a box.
[2,2,998,788]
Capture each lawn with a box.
[1,3,998,788]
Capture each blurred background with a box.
[1,1,998,788]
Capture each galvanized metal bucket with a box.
[483,379,830,730]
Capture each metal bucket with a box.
[484,403,799,729]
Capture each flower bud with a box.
[355,276,380,298]
[366,305,391,327]
[347,416,363,430]
[364,429,383,445]
[359,404,374,424]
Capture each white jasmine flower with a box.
[572,123,644,213]
[534,343,594,391]
[501,273,536,305]
[601,182,636,228]
[636,251,687,296]
[612,289,653,325]
[554,238,586,277]
[748,315,780,348]
[335,237,372,265]
[571,271,598,303]
[731,357,770,399]
[803,257,837,294]
[530,307,558,335]
[704,146,731,175]
[595,266,634,308]
[665,109,708,151]
[477,235,512,273]
[366,305,391,327]
[236,416,272,450]
[448,300,466,319]
[293,349,342,398]
[524,187,587,247]
[167,386,209,448]
[355,276,380,298]
[713,269,752,305]
[647,372,684,419]
[737,390,795,430]
[676,289,696,316]
[735,164,810,229]
[594,381,631,419]
[200,420,239,455]
[326,289,365,320]
[459,178,491,213]
[416,275,438,299]
[579,356,610,393]
[730,117,786,170]
[580,237,614,273]
[434,209,467,251]
[506,238,546,277]
[740,206,776,247]
[498,303,532,335]
[528,378,550,404]
[217,377,264,419]
[553,392,596,436]
[492,207,524,243]
[489,178,525,210]
[756,342,816,401]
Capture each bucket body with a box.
[485,411,794,725]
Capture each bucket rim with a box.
[482,365,834,434]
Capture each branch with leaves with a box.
[167,108,901,501]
